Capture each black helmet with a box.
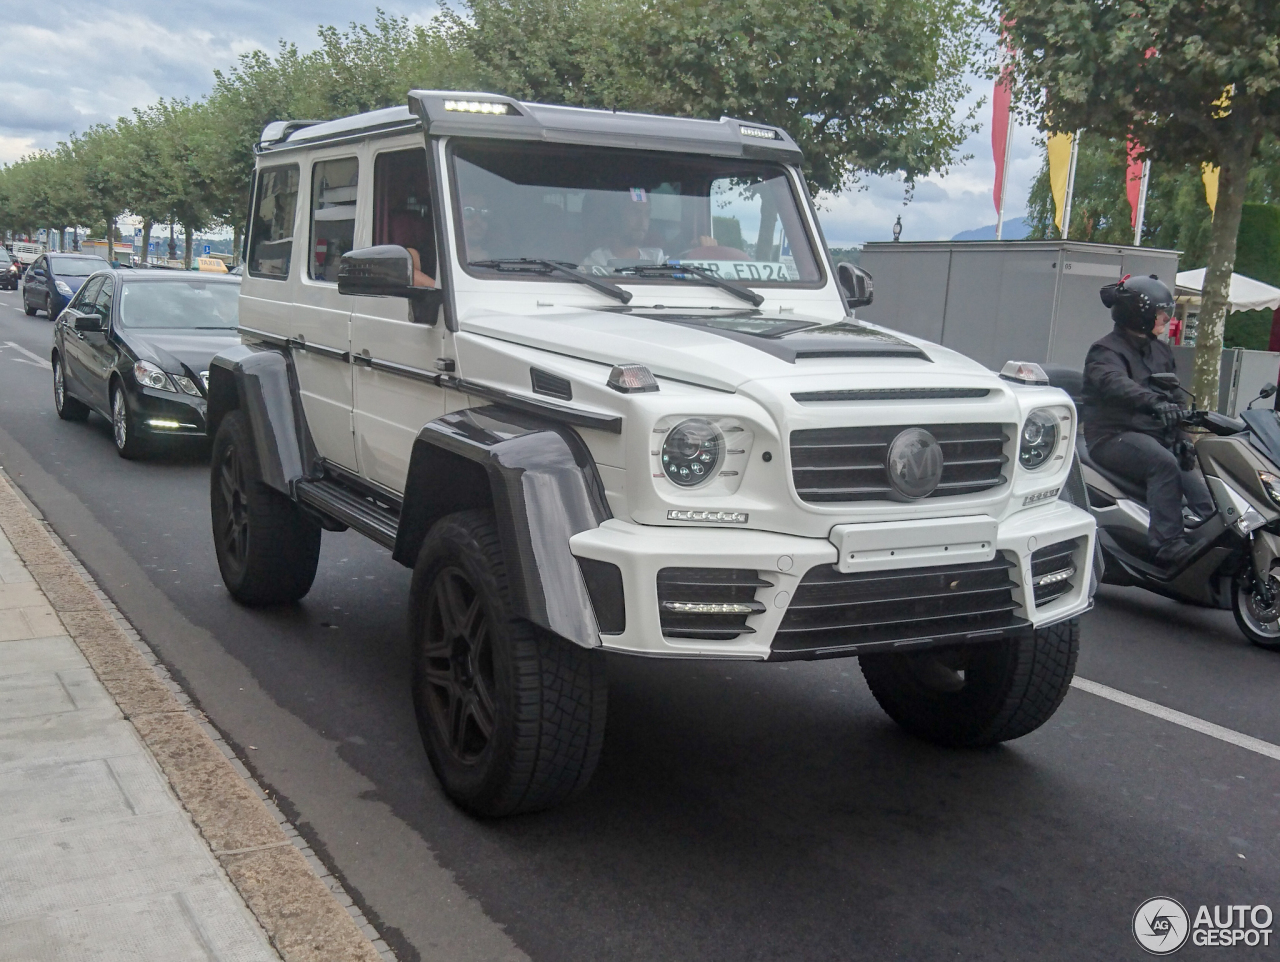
[1100,274,1175,333]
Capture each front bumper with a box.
[129,383,208,437]
[569,502,1095,660]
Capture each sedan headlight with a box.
[662,418,724,486]
[133,360,176,392]
[1019,409,1060,470]
[55,280,72,296]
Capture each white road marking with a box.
[11,358,45,369]
[1072,676,1280,763]
[3,341,52,371]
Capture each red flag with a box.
[992,67,1012,215]
[1126,139,1144,228]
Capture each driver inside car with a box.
[1081,274,1214,569]
[581,190,664,268]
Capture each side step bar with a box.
[296,478,399,550]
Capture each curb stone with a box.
[0,471,397,962]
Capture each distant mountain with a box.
[952,217,1031,241]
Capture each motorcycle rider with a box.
[1082,274,1214,568]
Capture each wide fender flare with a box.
[206,344,317,495]
[395,406,612,648]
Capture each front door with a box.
[61,275,103,401]
[82,277,119,411]
[350,147,447,493]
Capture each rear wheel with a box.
[210,410,321,605]
[860,619,1080,747]
[111,383,148,459]
[410,510,607,816]
[52,354,89,421]
[1232,575,1280,651]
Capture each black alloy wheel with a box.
[420,566,499,764]
[1232,573,1280,650]
[410,510,608,816]
[209,410,321,605]
[52,354,89,421]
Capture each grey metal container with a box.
[855,240,1179,373]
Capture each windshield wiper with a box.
[615,263,764,307]
[470,258,632,304]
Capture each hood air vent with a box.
[793,388,991,403]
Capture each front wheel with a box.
[210,410,321,605]
[860,619,1080,747]
[111,383,148,459]
[1232,575,1280,651]
[410,510,608,816]
[23,296,35,316]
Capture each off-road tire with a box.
[110,383,149,459]
[52,354,89,421]
[860,618,1079,747]
[210,410,321,605]
[410,509,608,817]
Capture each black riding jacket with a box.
[1081,326,1179,446]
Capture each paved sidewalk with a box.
[0,524,282,961]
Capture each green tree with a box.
[1000,0,1280,409]
[455,0,985,194]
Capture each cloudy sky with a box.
[0,1,1043,245]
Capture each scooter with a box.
[1048,367,1280,650]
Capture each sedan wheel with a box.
[53,355,89,421]
[111,385,146,459]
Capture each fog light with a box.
[667,509,747,523]
[661,601,757,614]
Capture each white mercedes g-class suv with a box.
[207,91,1096,816]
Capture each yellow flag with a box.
[1047,132,1074,230]
[1202,163,1220,214]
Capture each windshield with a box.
[51,256,109,276]
[451,141,822,285]
[118,280,240,329]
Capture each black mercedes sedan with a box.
[51,269,241,458]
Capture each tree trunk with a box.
[1193,139,1255,411]
[106,216,115,263]
[232,223,242,267]
[141,220,152,266]
[183,225,193,270]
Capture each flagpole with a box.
[1133,159,1151,247]
[995,121,1013,240]
[1061,129,1081,240]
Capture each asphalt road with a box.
[1,286,1278,961]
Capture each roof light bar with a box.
[444,100,516,115]
[740,124,781,140]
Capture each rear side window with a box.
[309,157,358,281]
[248,165,300,279]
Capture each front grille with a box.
[657,568,769,640]
[790,422,1009,503]
[772,556,1027,658]
[1031,539,1080,606]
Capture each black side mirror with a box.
[1261,382,1277,400]
[337,245,442,324]
[836,262,873,309]
[73,312,104,332]
[1149,372,1180,391]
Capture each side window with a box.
[73,277,103,313]
[94,278,114,322]
[373,149,435,282]
[248,165,300,279]
[310,157,359,281]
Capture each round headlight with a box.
[662,418,723,486]
[1019,409,1059,469]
